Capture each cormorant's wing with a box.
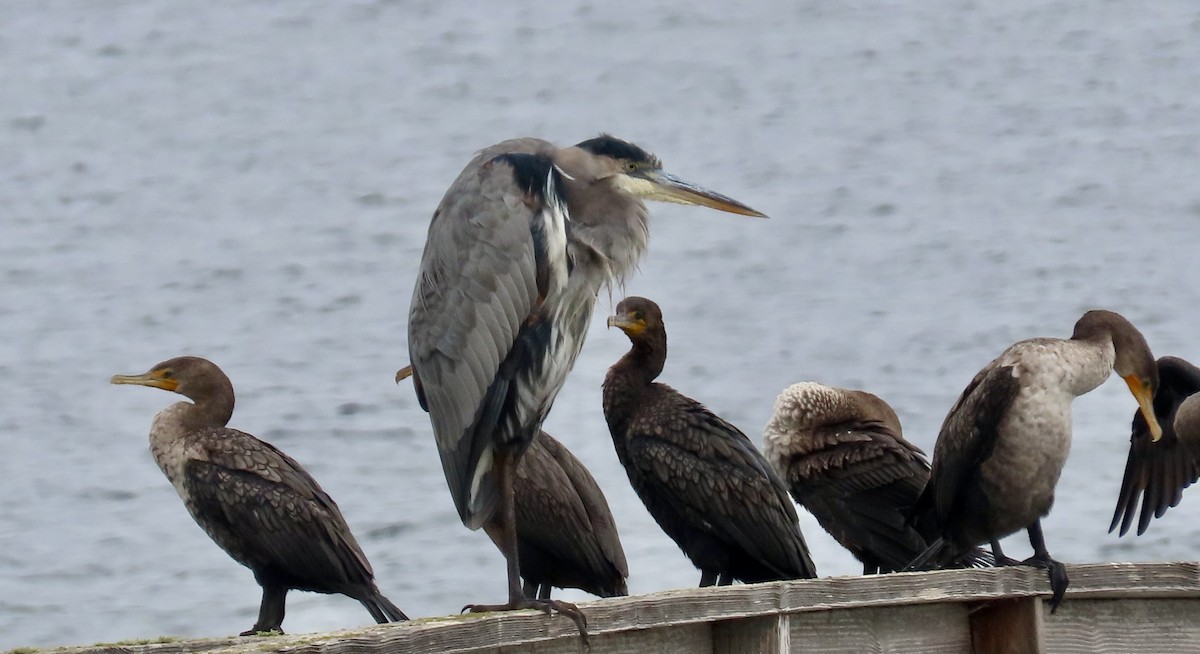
[916,364,1020,534]
[784,421,931,572]
[626,392,816,580]
[1111,356,1200,536]
[408,140,574,529]
[181,428,374,589]
[535,431,629,581]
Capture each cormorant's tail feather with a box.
[361,593,409,623]
[956,546,996,568]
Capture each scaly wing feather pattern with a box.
[626,387,815,580]
[786,423,931,571]
[180,427,374,593]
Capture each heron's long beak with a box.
[1124,375,1163,442]
[629,169,767,218]
[111,370,177,391]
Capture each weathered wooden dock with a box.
[42,562,1200,654]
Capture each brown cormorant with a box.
[1110,356,1200,536]
[763,382,991,574]
[498,430,629,599]
[396,366,628,599]
[112,356,407,635]
[603,297,817,586]
[910,310,1161,612]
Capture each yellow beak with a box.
[1124,375,1163,442]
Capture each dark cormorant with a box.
[396,365,629,599]
[112,356,407,635]
[910,310,1161,612]
[603,296,816,586]
[1110,356,1200,536]
[497,430,629,599]
[763,382,991,574]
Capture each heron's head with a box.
[111,356,231,403]
[1073,310,1162,441]
[573,134,767,217]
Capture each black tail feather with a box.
[361,593,409,623]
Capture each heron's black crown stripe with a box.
[575,135,660,167]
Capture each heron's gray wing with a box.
[408,141,570,529]
[1111,356,1200,536]
[627,391,816,580]
[181,429,374,588]
[917,364,1020,528]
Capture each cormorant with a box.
[112,356,407,635]
[499,430,629,599]
[763,382,991,574]
[603,296,817,586]
[396,365,629,599]
[910,310,1161,612]
[1110,356,1200,536]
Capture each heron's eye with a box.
[625,161,639,173]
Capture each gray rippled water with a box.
[3,0,1199,648]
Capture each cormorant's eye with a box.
[161,370,174,379]
[633,310,645,321]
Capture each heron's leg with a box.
[538,583,551,600]
[464,449,588,642]
[241,585,287,636]
[522,579,536,599]
[699,570,718,587]
[1021,520,1068,613]
[990,539,1022,566]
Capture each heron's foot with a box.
[1021,555,1069,613]
[463,597,588,644]
[239,627,283,637]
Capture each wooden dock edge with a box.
[30,561,1200,654]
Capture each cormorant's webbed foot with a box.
[1020,554,1069,613]
[1023,521,1069,613]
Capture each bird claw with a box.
[1021,555,1069,613]
[462,597,589,646]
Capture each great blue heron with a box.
[406,136,764,632]
[762,382,992,574]
[909,310,1161,612]
[1110,356,1200,536]
[112,356,407,636]
[603,296,816,586]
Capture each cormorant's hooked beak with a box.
[623,169,767,218]
[607,313,644,336]
[1124,375,1163,442]
[395,365,413,384]
[111,370,178,392]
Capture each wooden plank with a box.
[969,598,1044,654]
[711,615,786,654]
[789,603,972,653]
[1042,598,1200,653]
[37,563,1200,654]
